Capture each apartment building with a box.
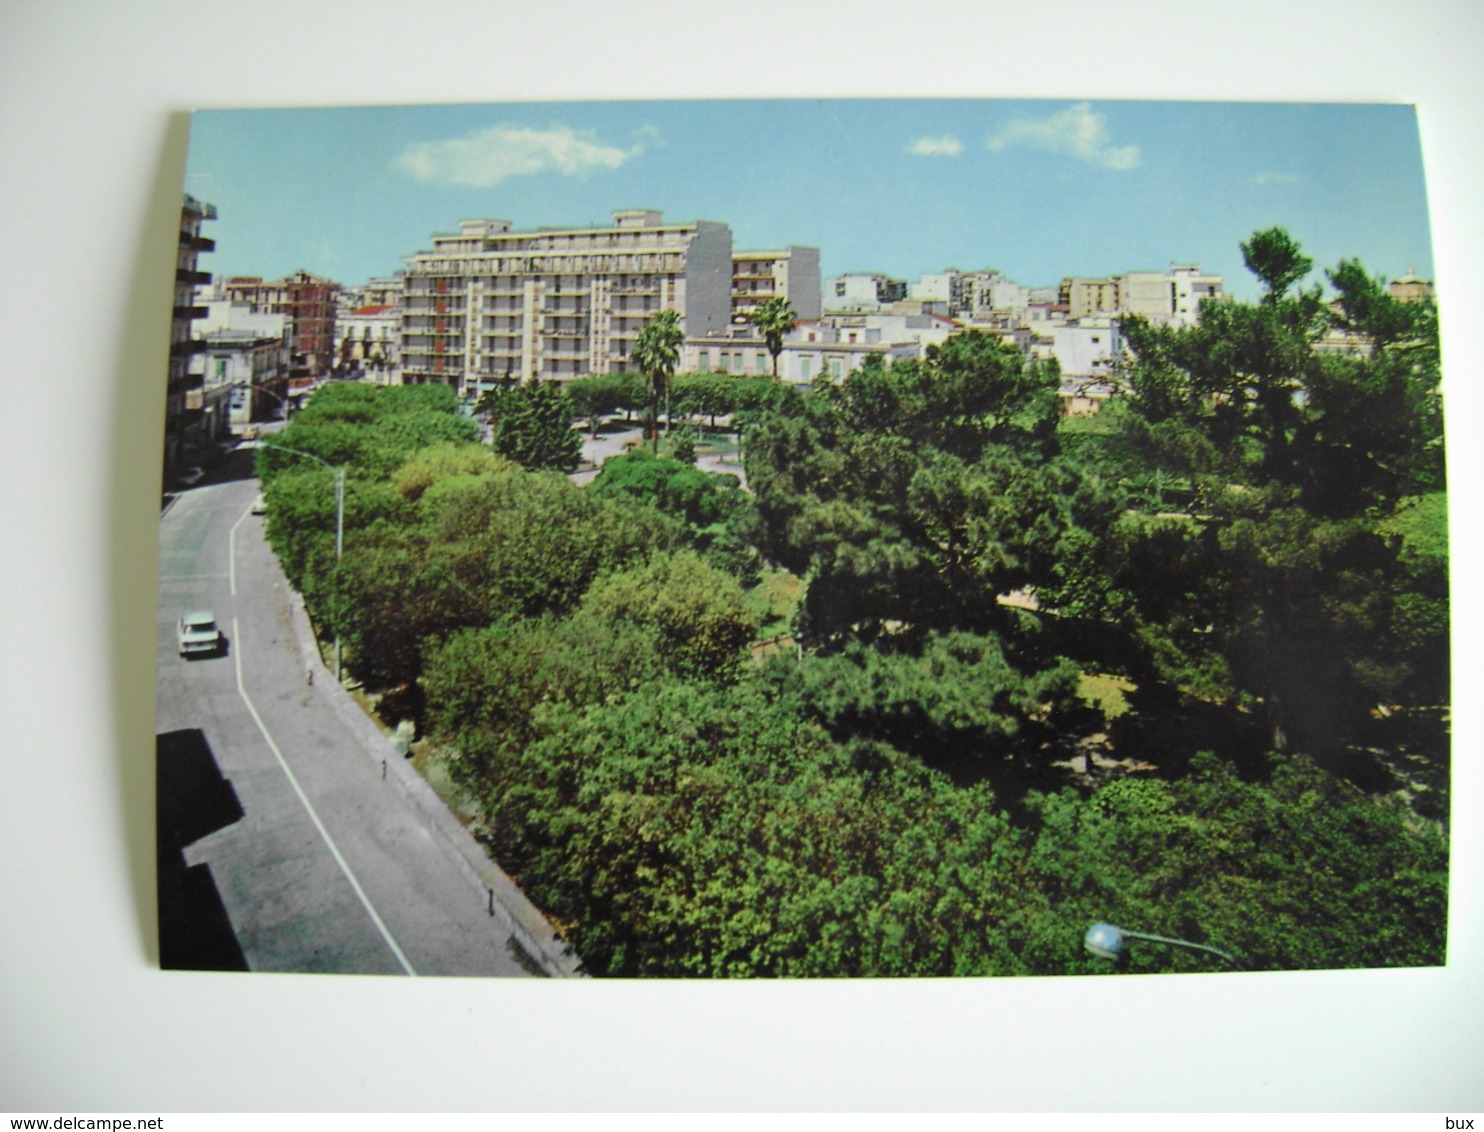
[1059,277,1122,320]
[1169,265,1224,326]
[198,330,289,426]
[731,246,821,325]
[191,298,290,425]
[400,209,733,395]
[340,275,404,312]
[223,270,340,387]
[824,273,908,312]
[1120,271,1176,322]
[909,271,956,305]
[165,194,215,479]
[1051,317,1125,381]
[338,304,402,384]
[1057,265,1224,328]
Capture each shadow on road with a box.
[156,728,248,971]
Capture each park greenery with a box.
[257,230,1448,977]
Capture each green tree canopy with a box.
[478,380,583,473]
[1078,230,1447,748]
[745,334,1080,643]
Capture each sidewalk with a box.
[284,590,584,979]
[573,422,748,487]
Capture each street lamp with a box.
[1084,921,1241,969]
[258,440,345,681]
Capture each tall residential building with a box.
[223,270,340,388]
[165,194,215,480]
[731,247,821,325]
[400,209,733,394]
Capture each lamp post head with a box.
[1084,921,1127,961]
[1084,921,1241,969]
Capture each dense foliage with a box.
[261,232,1449,977]
[1064,229,1447,750]
[477,380,583,473]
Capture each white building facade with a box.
[1051,317,1125,381]
[337,304,402,384]
[685,321,890,385]
[824,273,908,312]
[190,299,290,424]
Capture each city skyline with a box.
[185,98,1434,302]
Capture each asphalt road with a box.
[155,450,538,977]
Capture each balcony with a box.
[173,305,209,321]
[176,268,212,287]
[179,234,216,253]
[170,339,206,358]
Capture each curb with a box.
[285,591,585,979]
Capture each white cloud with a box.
[986,102,1141,171]
[1252,171,1301,186]
[906,134,964,158]
[394,123,643,187]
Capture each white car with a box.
[177,610,224,658]
[250,494,267,515]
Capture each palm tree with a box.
[750,296,797,380]
[632,309,683,454]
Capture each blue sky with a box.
[185,99,1434,302]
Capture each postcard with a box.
[157,99,1447,978]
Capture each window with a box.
[829,358,843,380]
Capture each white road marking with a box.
[228,501,257,597]
[232,615,418,977]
